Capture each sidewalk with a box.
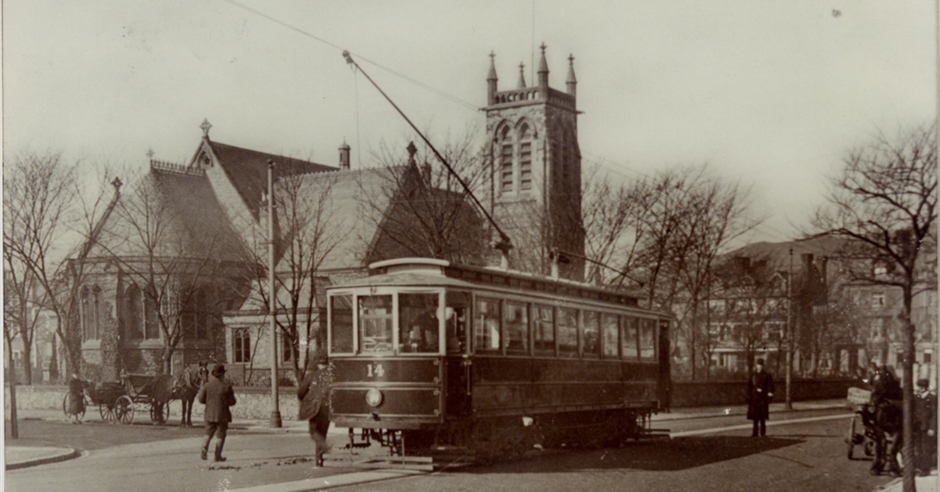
[874,471,937,492]
[651,398,849,422]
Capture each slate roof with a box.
[90,166,248,263]
[204,141,335,219]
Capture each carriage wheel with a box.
[62,392,86,421]
[846,416,857,460]
[150,402,170,423]
[115,396,134,425]
[100,403,117,424]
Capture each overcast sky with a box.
[4,1,936,246]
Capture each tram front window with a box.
[359,295,393,353]
[399,293,440,353]
[330,295,354,353]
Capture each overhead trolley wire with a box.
[223,0,478,111]
[342,51,514,256]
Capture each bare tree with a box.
[814,121,937,492]
[2,151,116,378]
[99,167,248,375]
[611,165,758,381]
[581,163,638,285]
[359,133,489,265]
[238,165,348,382]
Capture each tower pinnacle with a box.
[517,62,527,89]
[537,43,549,94]
[566,54,577,97]
[487,51,498,105]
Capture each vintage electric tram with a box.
[327,258,672,459]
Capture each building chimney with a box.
[339,141,351,170]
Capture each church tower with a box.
[484,45,585,280]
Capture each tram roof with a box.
[329,257,643,308]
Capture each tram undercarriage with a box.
[331,407,663,469]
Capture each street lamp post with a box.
[267,160,282,428]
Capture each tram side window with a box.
[582,311,600,358]
[330,295,354,354]
[533,305,555,355]
[359,295,393,353]
[504,301,529,354]
[474,297,501,353]
[602,313,619,358]
[639,318,656,361]
[399,293,440,353]
[557,307,578,357]
[622,316,639,360]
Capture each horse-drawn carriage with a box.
[845,384,904,472]
[845,387,876,459]
[62,366,205,426]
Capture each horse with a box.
[868,367,904,476]
[173,362,208,427]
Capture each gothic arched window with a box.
[144,287,160,340]
[81,286,92,341]
[92,286,102,340]
[124,284,144,340]
[497,125,513,194]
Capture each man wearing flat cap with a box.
[746,358,774,437]
[197,364,237,462]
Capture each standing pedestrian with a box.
[196,364,236,462]
[298,349,332,467]
[746,358,774,437]
[914,378,936,476]
[67,374,85,424]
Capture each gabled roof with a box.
[89,166,248,264]
[277,166,400,272]
[199,140,335,219]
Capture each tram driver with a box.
[408,308,439,353]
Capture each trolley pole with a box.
[785,247,793,410]
[267,160,282,428]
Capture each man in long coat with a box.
[746,358,774,437]
[298,350,332,466]
[197,364,236,462]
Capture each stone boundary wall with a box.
[5,385,305,422]
[6,379,858,421]
[671,379,857,407]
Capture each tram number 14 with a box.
[367,363,386,378]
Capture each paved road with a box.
[331,416,895,492]
[2,405,907,492]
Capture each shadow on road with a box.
[5,418,206,452]
[453,436,804,474]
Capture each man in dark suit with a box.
[197,364,237,462]
[298,349,332,466]
[746,358,774,437]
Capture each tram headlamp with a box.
[365,388,383,407]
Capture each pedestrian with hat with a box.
[298,348,332,467]
[197,364,237,462]
[914,378,936,476]
[746,358,775,437]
